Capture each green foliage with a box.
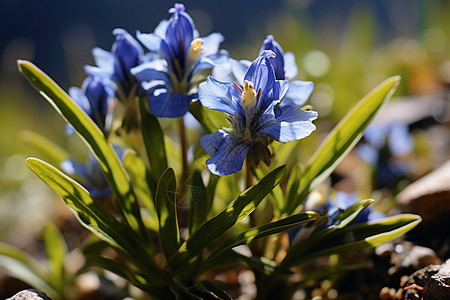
[5,58,421,299]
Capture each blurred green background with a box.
[1,0,449,243]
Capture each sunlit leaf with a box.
[42,222,67,292]
[139,98,168,191]
[0,242,55,295]
[282,214,421,268]
[20,130,69,166]
[204,212,319,266]
[168,166,286,270]
[286,76,400,214]
[18,60,147,240]
[123,150,158,233]
[26,158,165,282]
[189,100,228,133]
[155,168,180,260]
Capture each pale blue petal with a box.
[69,87,91,115]
[259,106,318,143]
[91,47,114,72]
[282,80,314,107]
[200,130,250,176]
[283,52,298,80]
[137,32,163,53]
[154,20,169,38]
[202,32,224,56]
[231,59,250,84]
[198,76,235,115]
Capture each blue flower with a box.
[199,50,318,176]
[212,35,313,109]
[131,3,226,118]
[288,191,385,243]
[85,28,145,101]
[67,76,114,135]
[61,155,111,199]
[357,122,414,188]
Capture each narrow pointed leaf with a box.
[205,212,319,265]
[0,242,55,295]
[18,60,146,240]
[155,168,180,259]
[286,76,400,214]
[20,130,69,165]
[169,166,286,269]
[139,98,168,190]
[123,150,158,232]
[26,158,165,282]
[282,214,421,268]
[286,199,375,263]
[42,222,67,291]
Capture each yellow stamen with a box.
[241,80,257,108]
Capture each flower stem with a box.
[245,158,257,228]
[178,116,189,202]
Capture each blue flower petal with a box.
[282,80,314,107]
[259,106,318,143]
[231,59,250,84]
[283,52,298,80]
[244,50,275,97]
[91,47,114,72]
[137,32,163,53]
[198,76,236,115]
[69,87,92,116]
[200,130,250,175]
[148,90,192,118]
[165,6,194,59]
[202,33,224,56]
[132,63,170,83]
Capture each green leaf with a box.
[123,150,159,232]
[20,130,69,166]
[189,100,228,133]
[0,242,55,295]
[26,158,165,282]
[188,170,207,233]
[42,222,68,292]
[282,214,421,268]
[188,171,219,233]
[286,199,374,261]
[198,281,232,300]
[204,212,319,266]
[18,60,147,240]
[139,98,168,190]
[155,168,180,260]
[286,76,400,214]
[169,166,286,269]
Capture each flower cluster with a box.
[66,2,317,180]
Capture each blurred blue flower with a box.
[288,191,385,243]
[67,76,114,135]
[131,3,227,118]
[85,28,145,101]
[357,122,414,188]
[199,50,317,176]
[60,146,125,199]
[61,155,111,199]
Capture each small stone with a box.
[397,160,450,225]
[6,289,51,300]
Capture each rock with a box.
[397,160,450,226]
[402,258,450,299]
[6,289,51,300]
